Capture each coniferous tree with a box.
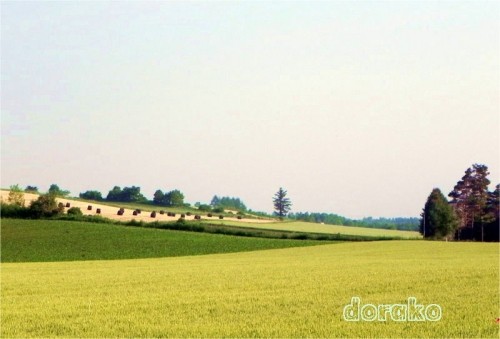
[273,187,292,219]
[448,164,491,231]
[420,188,458,239]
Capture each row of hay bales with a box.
[57,202,103,214]
[78,203,245,221]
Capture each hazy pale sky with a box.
[1,1,498,218]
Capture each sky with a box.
[1,1,498,218]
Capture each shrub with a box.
[29,193,63,218]
[8,184,25,207]
[213,207,224,213]
[0,203,31,218]
[198,204,212,212]
[67,207,83,216]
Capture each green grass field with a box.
[2,241,498,337]
[203,220,421,239]
[0,219,327,262]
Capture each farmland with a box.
[2,240,498,337]
[203,220,421,239]
[1,219,327,262]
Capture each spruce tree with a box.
[420,188,458,239]
[273,187,292,219]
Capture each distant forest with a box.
[288,212,419,231]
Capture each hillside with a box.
[0,219,328,262]
[202,220,422,239]
[0,190,273,224]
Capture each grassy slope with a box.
[0,219,327,262]
[203,220,421,239]
[2,241,498,338]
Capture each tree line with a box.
[420,164,498,241]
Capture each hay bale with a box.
[194,215,201,220]
[160,210,165,215]
[65,202,70,208]
[237,215,242,220]
[151,211,156,218]
[133,210,138,216]
[207,213,212,217]
[181,214,186,218]
[219,215,224,219]
[96,208,101,214]
[87,205,92,211]
[186,212,192,216]
[117,209,124,216]
[58,202,64,208]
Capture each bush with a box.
[8,184,25,207]
[198,204,212,212]
[213,207,224,213]
[67,207,83,216]
[0,203,31,218]
[29,193,63,218]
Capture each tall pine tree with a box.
[448,164,490,231]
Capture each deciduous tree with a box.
[8,184,25,207]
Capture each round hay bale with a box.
[96,208,101,214]
[87,205,92,211]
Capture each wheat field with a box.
[2,241,497,337]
